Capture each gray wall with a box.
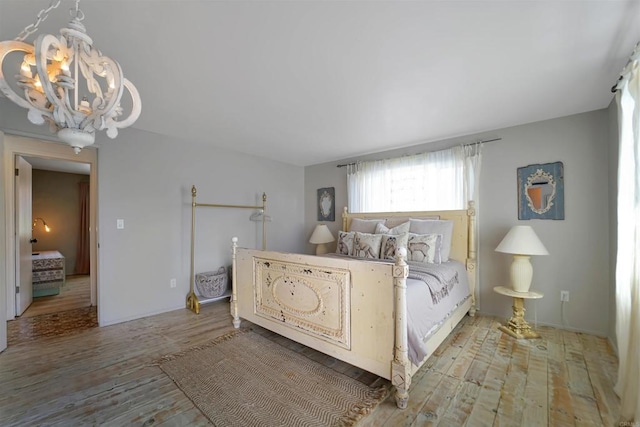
[0,100,305,327]
[305,109,612,336]
[96,128,305,325]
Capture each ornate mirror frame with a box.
[317,187,335,221]
[524,168,556,214]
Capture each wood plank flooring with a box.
[21,275,91,318]
[0,300,620,426]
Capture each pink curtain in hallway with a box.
[75,182,90,275]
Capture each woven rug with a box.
[156,329,389,426]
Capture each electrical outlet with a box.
[560,290,570,302]
[170,278,176,288]
[116,219,124,229]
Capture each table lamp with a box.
[309,224,335,255]
[495,225,548,293]
[32,217,50,232]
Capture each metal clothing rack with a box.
[187,185,267,314]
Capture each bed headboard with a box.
[341,202,477,265]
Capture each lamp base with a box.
[510,254,533,293]
[499,297,540,339]
[315,243,329,255]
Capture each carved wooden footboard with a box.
[230,203,476,409]
[231,240,413,407]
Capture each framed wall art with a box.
[317,187,335,221]
[517,161,564,220]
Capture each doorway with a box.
[1,133,98,350]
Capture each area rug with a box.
[156,329,389,426]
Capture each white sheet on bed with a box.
[406,260,470,365]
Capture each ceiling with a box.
[1,0,639,167]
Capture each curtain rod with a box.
[336,137,502,168]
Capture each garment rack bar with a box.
[196,202,264,209]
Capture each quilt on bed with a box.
[406,260,470,364]
[323,253,470,364]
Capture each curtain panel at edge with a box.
[615,48,640,423]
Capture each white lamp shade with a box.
[309,224,335,244]
[495,226,549,256]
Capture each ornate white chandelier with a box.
[0,0,141,153]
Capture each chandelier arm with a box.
[108,78,142,130]
[35,33,76,129]
[0,40,56,126]
[0,41,37,110]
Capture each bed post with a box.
[467,201,477,317]
[391,248,411,409]
[262,193,267,250]
[231,237,241,328]
[342,206,348,232]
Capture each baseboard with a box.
[99,303,185,327]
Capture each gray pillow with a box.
[375,221,410,235]
[409,219,454,261]
[349,218,386,234]
[387,215,438,228]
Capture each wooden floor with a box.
[22,275,92,318]
[0,300,619,426]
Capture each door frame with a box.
[3,134,98,320]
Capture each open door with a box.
[15,156,33,316]
[0,131,6,352]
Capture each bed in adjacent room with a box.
[230,203,477,408]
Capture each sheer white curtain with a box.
[614,43,640,422]
[347,145,481,213]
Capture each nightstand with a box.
[493,286,543,339]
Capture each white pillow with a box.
[335,231,354,256]
[407,233,440,264]
[375,221,410,235]
[349,218,386,234]
[409,219,454,261]
[352,232,383,259]
[380,232,409,261]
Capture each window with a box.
[347,145,479,213]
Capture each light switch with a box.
[117,219,124,229]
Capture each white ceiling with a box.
[1,0,639,166]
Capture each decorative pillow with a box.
[349,218,386,234]
[409,219,454,261]
[380,232,409,261]
[335,231,355,256]
[375,221,410,235]
[407,233,440,264]
[352,232,383,259]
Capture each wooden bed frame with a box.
[230,202,477,409]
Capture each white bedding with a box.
[406,259,471,364]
